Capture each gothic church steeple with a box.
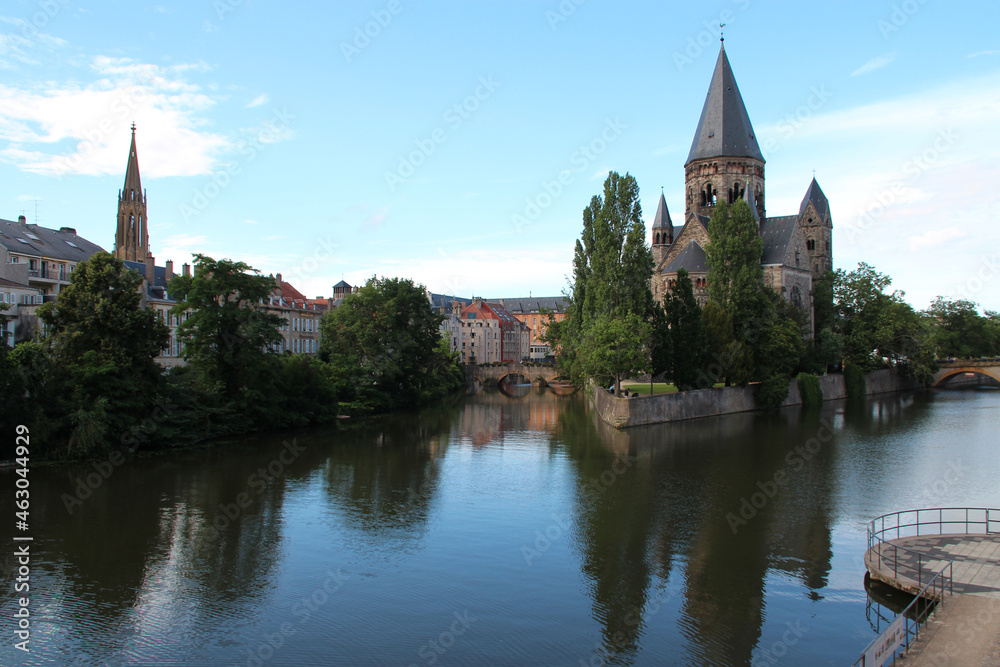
[115,123,150,262]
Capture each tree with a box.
[36,251,169,456]
[705,200,772,339]
[924,297,1000,358]
[664,268,708,390]
[320,276,462,413]
[168,254,284,400]
[554,172,655,394]
[704,199,775,384]
[834,263,936,379]
[578,313,651,394]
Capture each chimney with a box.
[144,256,154,286]
[165,260,173,281]
[17,215,26,225]
[182,263,191,277]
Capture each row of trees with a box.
[545,171,1000,406]
[1,252,464,460]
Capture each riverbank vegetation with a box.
[544,172,1000,409]
[2,253,463,461]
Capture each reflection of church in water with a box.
[651,42,834,331]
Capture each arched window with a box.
[791,285,802,309]
[654,233,660,245]
[807,239,816,251]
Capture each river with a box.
[2,385,998,666]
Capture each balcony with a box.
[27,267,66,282]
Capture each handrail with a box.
[854,562,952,667]
[867,508,999,591]
[855,508,999,667]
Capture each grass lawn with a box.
[621,382,678,395]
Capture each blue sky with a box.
[1,1,998,310]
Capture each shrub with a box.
[844,362,866,398]
[797,372,823,408]
[755,373,791,410]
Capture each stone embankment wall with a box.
[592,369,922,429]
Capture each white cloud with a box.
[245,93,269,108]
[908,227,967,251]
[756,72,1000,309]
[0,56,229,177]
[850,53,896,76]
[968,50,1000,58]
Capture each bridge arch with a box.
[932,367,1000,387]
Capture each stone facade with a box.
[651,44,833,332]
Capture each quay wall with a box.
[591,369,921,429]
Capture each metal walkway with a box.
[856,508,1000,667]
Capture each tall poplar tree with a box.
[552,172,655,394]
[705,199,774,384]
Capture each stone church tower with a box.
[684,44,766,223]
[651,191,674,267]
[114,124,150,262]
[798,177,833,278]
[651,42,833,335]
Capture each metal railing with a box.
[854,562,952,666]
[868,507,999,589]
[855,507,999,666]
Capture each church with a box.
[650,43,833,334]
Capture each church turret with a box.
[742,182,761,225]
[798,177,832,278]
[651,191,674,266]
[684,43,765,221]
[115,123,150,262]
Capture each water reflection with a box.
[2,386,997,665]
[556,398,843,665]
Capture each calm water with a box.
[2,386,999,666]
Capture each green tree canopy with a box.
[36,251,169,456]
[664,268,708,391]
[550,172,655,393]
[168,254,284,397]
[835,262,935,378]
[704,199,776,385]
[320,276,462,413]
[924,296,1000,358]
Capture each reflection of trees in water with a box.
[16,438,310,659]
[557,396,840,665]
[319,402,460,553]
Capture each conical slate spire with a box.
[743,184,760,222]
[122,123,142,195]
[799,177,829,219]
[652,193,673,230]
[686,45,764,165]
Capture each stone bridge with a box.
[933,358,1000,387]
[466,363,560,387]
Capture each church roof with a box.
[799,177,829,220]
[759,215,798,265]
[652,193,673,230]
[686,45,764,166]
[122,124,142,196]
[333,279,351,289]
[664,241,708,274]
